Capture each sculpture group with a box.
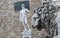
[32,2,58,38]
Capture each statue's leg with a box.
[22,17,28,31]
[25,17,31,31]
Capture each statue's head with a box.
[32,14,39,28]
[32,13,44,30]
[32,11,42,30]
[32,17,40,28]
[32,9,38,28]
[21,4,25,9]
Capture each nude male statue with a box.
[19,4,31,31]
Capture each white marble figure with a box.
[19,4,31,31]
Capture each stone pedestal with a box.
[21,30,33,38]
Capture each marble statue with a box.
[19,4,31,31]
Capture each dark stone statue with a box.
[32,2,58,38]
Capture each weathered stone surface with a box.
[30,0,42,11]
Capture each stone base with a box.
[21,30,33,38]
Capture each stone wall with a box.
[0,0,44,38]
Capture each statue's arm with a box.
[20,11,22,21]
[26,9,29,13]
